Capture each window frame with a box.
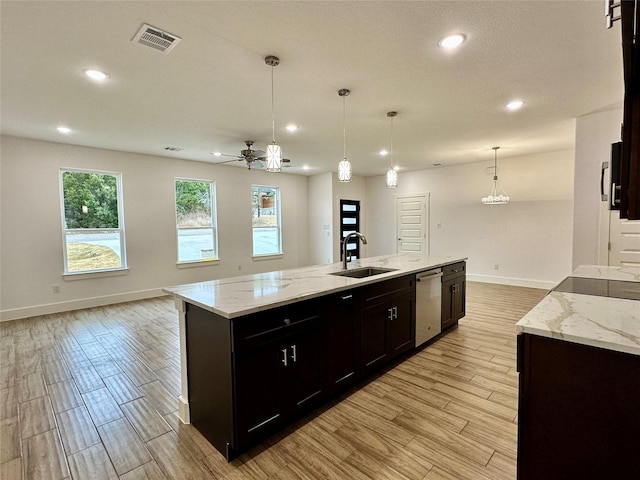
[59,168,127,276]
[251,184,283,258]
[174,178,219,265]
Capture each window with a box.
[175,179,218,263]
[60,169,126,274]
[252,185,282,256]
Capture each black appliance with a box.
[601,141,622,210]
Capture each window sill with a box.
[176,259,220,269]
[63,268,129,281]
[252,254,283,261]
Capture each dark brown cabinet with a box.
[361,275,415,373]
[233,302,327,450]
[184,268,461,461]
[326,290,360,394]
[442,262,465,331]
[517,333,640,479]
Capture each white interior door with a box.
[395,194,428,254]
[609,210,640,267]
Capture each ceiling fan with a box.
[215,140,291,170]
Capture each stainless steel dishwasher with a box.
[415,268,442,347]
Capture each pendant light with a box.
[264,55,282,172]
[481,147,510,205]
[337,89,352,182]
[385,111,398,188]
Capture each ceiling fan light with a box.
[386,167,398,188]
[265,142,282,172]
[338,159,352,182]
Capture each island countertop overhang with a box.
[163,253,467,319]
[515,265,640,356]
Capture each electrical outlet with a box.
[437,223,442,229]
[52,285,61,294]
[493,264,499,271]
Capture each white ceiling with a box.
[0,1,624,177]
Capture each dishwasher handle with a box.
[416,270,443,281]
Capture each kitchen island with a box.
[515,265,640,479]
[164,253,466,460]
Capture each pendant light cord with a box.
[390,115,394,169]
[271,65,275,143]
[342,95,347,160]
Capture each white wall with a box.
[572,107,623,268]
[308,172,333,265]
[366,150,575,288]
[0,136,310,320]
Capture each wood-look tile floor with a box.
[0,282,547,480]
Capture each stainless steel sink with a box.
[330,267,397,278]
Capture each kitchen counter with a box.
[163,253,466,443]
[163,253,466,319]
[515,265,640,356]
[516,265,640,479]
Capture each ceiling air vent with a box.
[163,146,183,152]
[132,24,181,54]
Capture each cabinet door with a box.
[441,277,456,330]
[453,277,466,321]
[389,292,414,357]
[233,338,283,449]
[360,301,390,372]
[327,291,360,393]
[284,316,328,415]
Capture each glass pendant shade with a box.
[481,180,510,204]
[265,143,282,172]
[338,158,352,182]
[386,167,398,188]
[481,147,509,205]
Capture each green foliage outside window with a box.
[63,172,118,228]
[175,180,212,227]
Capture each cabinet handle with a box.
[341,294,353,301]
[281,348,288,367]
[290,344,297,363]
[393,306,398,319]
[283,318,291,326]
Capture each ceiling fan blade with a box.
[252,160,264,169]
[217,157,243,164]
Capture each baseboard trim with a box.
[0,288,166,322]
[467,274,556,291]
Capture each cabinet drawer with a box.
[442,262,465,279]
[362,275,414,306]
[232,299,323,352]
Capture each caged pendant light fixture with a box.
[481,147,510,205]
[264,55,282,172]
[385,111,398,188]
[337,89,352,182]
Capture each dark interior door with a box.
[340,199,360,261]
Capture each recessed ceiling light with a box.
[379,149,388,156]
[56,126,72,134]
[302,165,310,171]
[393,166,399,171]
[210,152,222,157]
[286,124,298,132]
[506,100,524,111]
[84,69,109,81]
[439,33,466,49]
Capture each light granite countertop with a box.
[516,265,640,356]
[164,254,466,319]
